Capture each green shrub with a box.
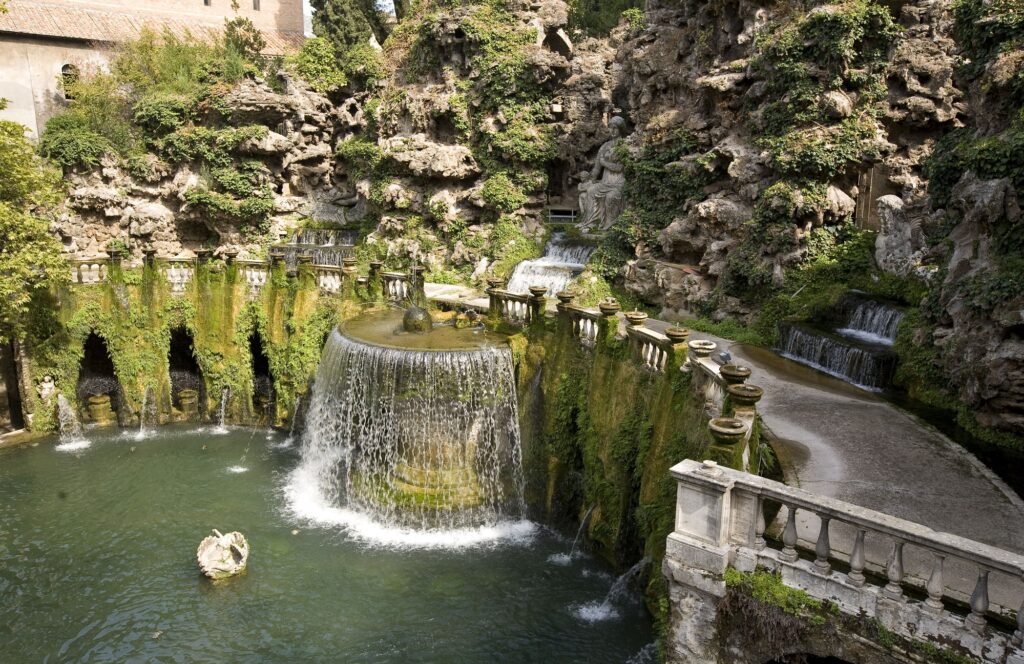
[621,7,645,30]
[336,137,385,179]
[289,37,348,94]
[132,92,193,137]
[568,0,644,36]
[489,214,540,277]
[39,113,113,168]
[481,173,527,213]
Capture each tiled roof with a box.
[0,1,305,55]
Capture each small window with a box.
[204,0,211,6]
[253,0,260,8]
[61,64,79,100]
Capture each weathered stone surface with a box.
[196,529,249,580]
[874,194,922,275]
[380,134,479,179]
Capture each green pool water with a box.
[0,426,655,662]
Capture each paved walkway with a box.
[425,283,1024,603]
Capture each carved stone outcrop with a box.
[196,529,249,580]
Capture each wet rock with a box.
[196,530,249,580]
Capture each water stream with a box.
[213,387,230,434]
[55,394,89,451]
[574,557,651,622]
[548,504,595,565]
[134,386,152,441]
[507,233,594,296]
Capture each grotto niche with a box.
[76,333,121,426]
[168,327,205,422]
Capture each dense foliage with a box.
[0,112,66,343]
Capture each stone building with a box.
[0,0,307,137]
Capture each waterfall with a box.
[573,558,650,622]
[286,328,531,545]
[55,395,89,451]
[836,297,904,346]
[778,323,897,389]
[506,234,594,296]
[213,387,230,434]
[134,387,152,441]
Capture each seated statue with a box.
[578,116,628,232]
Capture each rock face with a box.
[196,530,249,580]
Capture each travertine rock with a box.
[196,529,249,580]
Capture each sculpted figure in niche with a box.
[579,116,628,232]
[577,170,595,228]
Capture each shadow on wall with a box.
[77,333,121,426]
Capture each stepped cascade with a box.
[272,229,358,268]
[777,295,904,389]
[507,233,594,296]
[292,311,525,533]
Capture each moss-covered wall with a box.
[513,314,713,571]
[19,260,361,433]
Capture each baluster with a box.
[754,495,766,550]
[781,505,798,562]
[965,569,990,632]
[848,530,866,587]
[813,515,831,573]
[884,541,904,600]
[925,554,945,611]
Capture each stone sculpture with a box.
[196,529,249,580]
[874,195,923,275]
[579,117,628,232]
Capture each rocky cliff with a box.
[46,0,1024,438]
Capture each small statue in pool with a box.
[403,305,433,334]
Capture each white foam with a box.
[547,553,572,566]
[227,465,249,474]
[282,465,537,550]
[835,327,895,346]
[572,601,619,623]
[209,425,230,435]
[55,440,91,452]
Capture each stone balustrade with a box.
[236,259,269,296]
[665,458,1024,663]
[314,265,344,294]
[564,305,600,346]
[489,289,535,325]
[162,259,195,295]
[625,325,674,372]
[69,258,110,285]
[381,271,412,302]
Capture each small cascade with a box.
[287,324,528,541]
[778,323,897,389]
[835,296,905,346]
[213,387,230,433]
[276,396,302,448]
[272,228,357,268]
[506,233,594,296]
[55,395,89,451]
[574,558,650,622]
[548,504,595,565]
[134,386,153,440]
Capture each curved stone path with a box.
[427,284,1024,584]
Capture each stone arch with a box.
[61,64,79,100]
[168,326,205,421]
[249,330,274,419]
[77,332,121,425]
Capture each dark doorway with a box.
[77,333,121,424]
[0,341,24,431]
[169,327,205,420]
[250,331,274,419]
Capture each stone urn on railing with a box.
[688,339,717,360]
[726,383,764,411]
[707,416,749,469]
[624,310,648,327]
[720,364,752,385]
[598,298,621,317]
[556,290,576,306]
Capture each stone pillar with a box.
[342,257,358,299]
[725,383,763,473]
[486,278,505,322]
[597,298,621,347]
[297,253,315,289]
[663,459,735,664]
[368,260,383,301]
[409,265,426,305]
[664,327,690,373]
[528,285,547,324]
[708,417,748,470]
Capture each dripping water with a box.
[55,395,89,452]
[213,387,230,434]
[274,396,302,449]
[548,504,595,566]
[134,386,153,441]
[506,233,594,296]
[573,557,651,622]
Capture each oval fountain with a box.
[286,307,532,547]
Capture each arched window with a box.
[61,64,79,100]
[253,0,260,9]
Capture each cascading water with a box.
[286,312,531,546]
[549,504,595,565]
[55,395,89,451]
[506,233,594,296]
[134,387,152,441]
[777,294,903,390]
[213,387,230,433]
[835,297,905,346]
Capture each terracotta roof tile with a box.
[0,1,304,55]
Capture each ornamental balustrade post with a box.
[664,327,690,373]
[925,554,945,612]
[368,260,383,301]
[725,383,763,473]
[555,291,576,337]
[884,541,905,601]
[666,459,736,576]
[707,417,747,470]
[409,265,426,305]
[342,257,359,300]
[297,253,315,289]
[813,515,831,574]
[597,298,621,348]
[849,530,867,587]
[965,569,990,633]
[780,505,799,563]
[528,285,547,325]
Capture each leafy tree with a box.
[0,114,65,343]
[310,0,395,47]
